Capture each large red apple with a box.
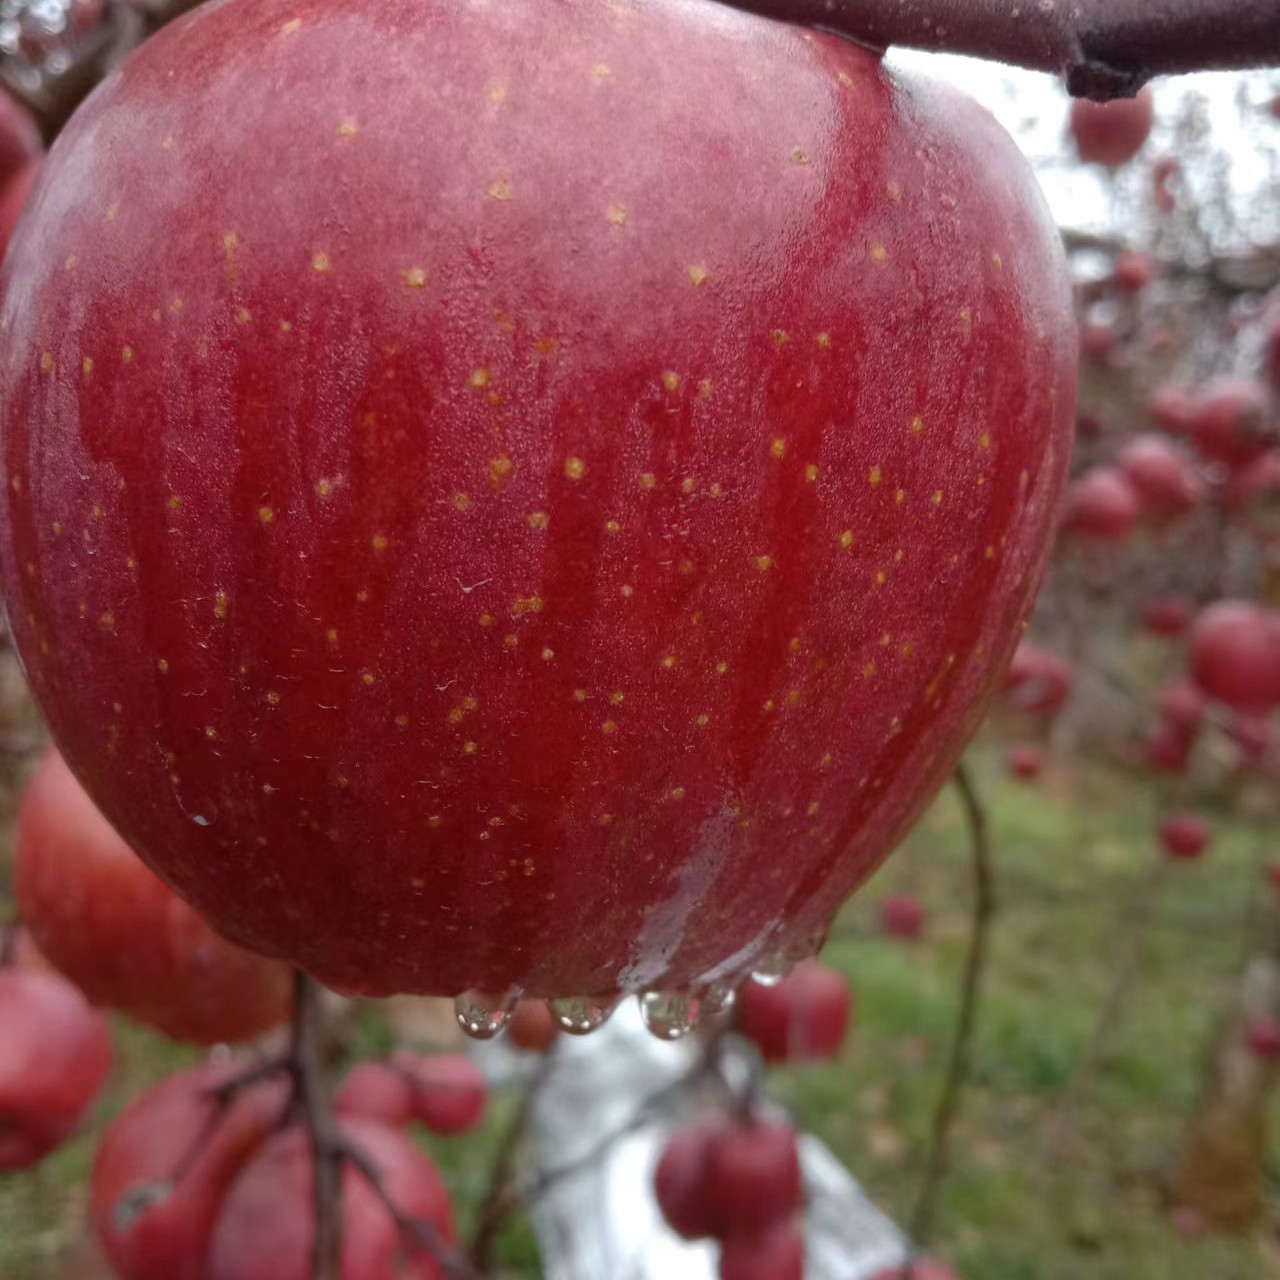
[15,748,292,1044]
[91,1062,288,1280]
[208,1119,455,1280]
[0,0,1074,1003]
[0,968,112,1170]
[1069,88,1155,167]
[654,1123,721,1241]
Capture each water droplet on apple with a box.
[639,989,699,1040]
[549,994,618,1035]
[454,988,516,1039]
[749,952,791,986]
[699,982,736,1019]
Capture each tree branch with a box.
[718,0,1280,97]
[904,762,996,1259]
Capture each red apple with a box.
[654,1124,720,1241]
[1189,601,1280,716]
[1223,449,1280,531]
[335,1062,415,1129]
[0,0,1075,1003]
[735,961,851,1063]
[1003,642,1073,717]
[1143,720,1193,775]
[1148,385,1197,436]
[1155,684,1207,735]
[866,1262,960,1280]
[881,895,925,940]
[0,92,40,196]
[1246,1018,1280,1061]
[15,747,292,1044]
[390,1053,486,1136]
[1062,466,1141,541]
[1141,597,1192,638]
[1080,319,1116,364]
[1158,813,1210,861]
[91,1062,288,1280]
[1117,435,1202,523]
[0,969,112,1170]
[208,1119,455,1280]
[703,1120,802,1239]
[506,998,559,1053]
[1112,252,1155,296]
[1069,87,1155,167]
[1187,380,1275,468]
[719,1224,805,1280]
[1006,743,1043,780]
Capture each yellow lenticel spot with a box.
[604,519,621,535]
[168,495,181,511]
[671,787,686,800]
[281,17,302,33]
[469,367,491,389]
[361,672,375,686]
[428,815,441,829]
[695,714,709,727]
[356,589,370,602]
[157,659,169,674]
[478,614,494,628]
[607,203,628,226]
[871,244,888,261]
[602,720,618,735]
[338,119,358,137]
[487,179,512,201]
[82,357,93,377]
[204,725,216,739]
[122,346,133,363]
[697,379,714,397]
[640,473,656,491]
[887,181,903,201]
[911,415,924,435]
[266,691,280,706]
[662,655,677,669]
[875,570,887,586]
[312,252,331,273]
[463,741,477,754]
[403,268,426,289]
[978,432,991,450]
[863,662,876,677]
[214,591,228,619]
[40,353,53,373]
[770,437,787,459]
[771,329,789,346]
[681,477,696,494]
[895,489,906,504]
[869,466,882,487]
[527,512,549,530]
[755,555,773,572]
[489,455,513,488]
[541,647,555,661]
[452,493,471,512]
[839,530,854,549]
[815,332,831,348]
[791,148,810,165]
[236,307,252,324]
[805,464,819,482]
[371,534,389,551]
[716,661,729,675]
[573,689,588,702]
[688,266,710,286]
[662,371,681,392]
[564,457,586,480]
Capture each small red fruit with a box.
[506,998,559,1053]
[208,1119,455,1280]
[1112,252,1155,296]
[1080,319,1116,364]
[1189,601,1280,717]
[0,969,112,1171]
[1143,720,1193,775]
[881,895,925,940]
[15,748,292,1044]
[335,1062,415,1129]
[719,1224,805,1280]
[1141,598,1192,638]
[1069,87,1155,167]
[1246,1018,1280,1061]
[1158,813,1211,861]
[391,1053,486,1136]
[1155,684,1207,735]
[1062,466,1141,542]
[735,961,851,1063]
[1147,385,1197,436]
[654,1124,719,1241]
[1117,435,1202,524]
[703,1121,803,1239]
[1006,744,1043,780]
[1003,642,1073,718]
[1187,380,1275,468]
[1223,449,1280,528]
[92,1063,287,1280]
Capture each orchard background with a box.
[0,1,1278,1279]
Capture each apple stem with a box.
[903,763,996,1263]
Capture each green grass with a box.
[3,748,1278,1279]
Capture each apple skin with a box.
[735,960,851,1063]
[0,0,1074,1000]
[208,1118,455,1280]
[703,1121,802,1239]
[1189,601,1280,717]
[0,969,113,1171]
[15,748,292,1043]
[718,1224,805,1280]
[91,1062,288,1280]
[1069,88,1154,167]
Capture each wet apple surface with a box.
[0,0,1075,1004]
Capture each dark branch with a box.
[718,0,1280,97]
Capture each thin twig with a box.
[904,763,997,1259]
[289,971,344,1280]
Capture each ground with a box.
[1,748,1277,1280]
